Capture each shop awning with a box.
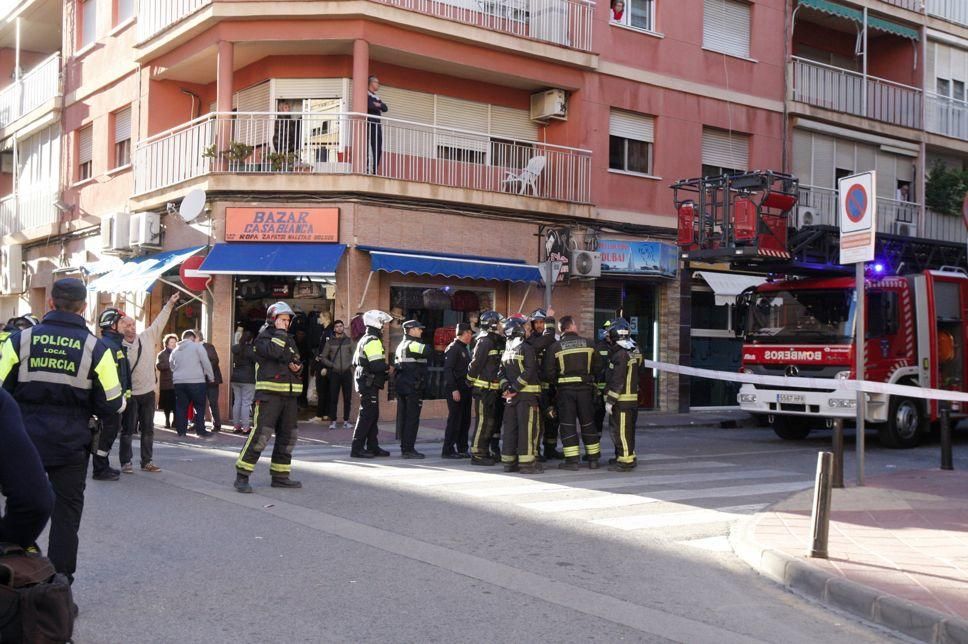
[87,246,206,294]
[360,246,542,283]
[797,0,919,40]
[198,243,346,277]
[695,271,766,306]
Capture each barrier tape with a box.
[640,359,968,405]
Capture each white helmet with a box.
[363,309,393,328]
[267,301,296,320]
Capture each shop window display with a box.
[389,285,494,401]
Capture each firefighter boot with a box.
[608,461,637,473]
[271,476,303,489]
[587,456,600,470]
[471,454,496,466]
[234,473,253,494]
[557,457,580,471]
[518,461,544,475]
[544,445,563,460]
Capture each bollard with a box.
[831,419,844,489]
[941,407,954,471]
[809,451,834,559]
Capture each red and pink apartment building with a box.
[0,0,965,416]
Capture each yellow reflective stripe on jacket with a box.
[517,384,541,393]
[271,337,287,347]
[472,378,500,390]
[487,350,501,356]
[557,376,585,384]
[256,381,304,393]
[94,347,123,400]
[362,338,384,359]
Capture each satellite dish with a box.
[179,189,207,223]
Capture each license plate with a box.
[777,394,805,404]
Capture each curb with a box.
[730,515,968,644]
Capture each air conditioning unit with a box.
[569,249,601,278]
[796,206,819,228]
[530,89,567,121]
[129,212,161,249]
[0,243,23,295]
[100,212,131,254]
[893,220,917,237]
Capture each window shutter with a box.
[811,134,834,189]
[272,78,345,100]
[702,0,750,59]
[114,107,131,143]
[82,0,97,47]
[792,130,812,185]
[78,126,93,164]
[609,109,654,143]
[233,82,271,113]
[854,142,875,173]
[378,87,434,124]
[435,96,489,153]
[834,138,854,172]
[875,152,896,199]
[489,105,538,141]
[701,128,748,171]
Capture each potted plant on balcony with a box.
[201,141,255,171]
[266,151,298,172]
[926,160,968,216]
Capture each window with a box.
[113,107,131,168]
[937,78,951,97]
[701,128,748,177]
[79,0,97,49]
[955,80,966,102]
[867,291,899,338]
[609,109,654,174]
[77,125,93,181]
[611,0,654,32]
[702,0,750,59]
[116,0,134,24]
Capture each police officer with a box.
[442,323,474,458]
[526,309,562,460]
[603,319,642,472]
[0,278,124,583]
[234,302,304,493]
[467,310,504,466]
[498,317,543,474]
[350,309,393,459]
[92,308,132,481]
[544,315,602,471]
[394,319,431,458]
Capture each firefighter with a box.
[593,320,612,436]
[0,278,124,583]
[544,315,602,470]
[92,308,132,481]
[234,302,304,492]
[603,318,643,472]
[350,309,393,459]
[394,319,431,458]
[498,316,543,474]
[526,308,563,461]
[467,310,504,466]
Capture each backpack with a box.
[0,544,74,643]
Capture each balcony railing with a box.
[797,185,921,236]
[925,92,968,140]
[926,0,968,27]
[0,55,61,130]
[880,0,922,11]
[0,189,60,237]
[924,210,968,243]
[135,0,593,51]
[790,57,922,130]
[134,111,592,203]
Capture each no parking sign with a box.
[839,171,876,264]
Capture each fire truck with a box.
[673,170,968,448]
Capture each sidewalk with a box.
[732,470,968,643]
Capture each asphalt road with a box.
[63,421,967,643]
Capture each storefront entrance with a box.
[594,282,658,410]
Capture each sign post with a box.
[541,261,563,311]
[839,171,876,486]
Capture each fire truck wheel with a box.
[771,417,811,441]
[879,396,925,449]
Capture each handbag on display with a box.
[450,290,480,312]
[238,279,269,300]
[293,277,324,299]
[271,283,291,298]
[422,288,452,310]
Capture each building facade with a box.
[0,0,964,419]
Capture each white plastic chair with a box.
[503,155,546,195]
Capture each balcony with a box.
[133,111,592,204]
[790,57,922,130]
[926,92,968,140]
[879,0,922,11]
[926,0,968,28]
[0,188,59,238]
[0,54,60,130]
[135,0,594,52]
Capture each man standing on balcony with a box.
[273,100,302,157]
[367,76,389,174]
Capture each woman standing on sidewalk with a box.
[231,330,257,434]
[156,334,178,428]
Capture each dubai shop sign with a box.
[225,207,339,243]
[598,239,679,278]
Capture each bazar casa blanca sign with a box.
[225,207,339,242]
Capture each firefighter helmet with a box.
[606,318,632,342]
[11,315,39,330]
[363,309,393,328]
[527,308,547,321]
[267,301,296,320]
[98,308,126,330]
[478,310,503,332]
[503,316,526,339]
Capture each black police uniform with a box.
[527,323,559,458]
[351,327,389,457]
[467,330,504,462]
[394,331,431,456]
[442,336,472,456]
[236,326,303,483]
[93,328,131,478]
[0,301,123,582]
[605,341,643,470]
[499,337,542,471]
[544,330,602,466]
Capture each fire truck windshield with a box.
[746,288,854,344]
